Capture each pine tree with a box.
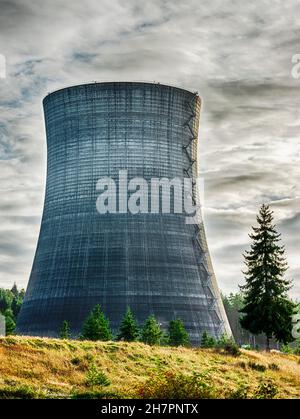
[11,296,22,319]
[11,283,18,297]
[200,331,216,348]
[168,318,190,346]
[60,320,71,339]
[117,307,139,341]
[141,315,163,345]
[240,204,296,351]
[81,305,112,341]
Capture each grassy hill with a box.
[0,336,299,399]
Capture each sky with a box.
[0,0,299,298]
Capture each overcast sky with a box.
[0,0,299,298]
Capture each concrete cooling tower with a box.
[16,82,231,344]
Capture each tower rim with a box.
[43,81,200,103]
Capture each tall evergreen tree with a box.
[117,307,139,341]
[141,315,163,345]
[81,305,112,341]
[240,204,296,351]
[168,318,190,346]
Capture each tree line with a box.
[0,283,25,335]
[59,304,241,354]
[59,305,190,347]
[222,292,299,350]
[1,204,299,352]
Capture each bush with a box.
[281,344,293,354]
[228,384,250,399]
[248,362,267,372]
[85,364,111,387]
[168,319,190,347]
[228,380,278,399]
[200,331,216,348]
[216,335,241,356]
[237,361,246,369]
[254,380,278,399]
[138,371,216,399]
[0,385,37,399]
[70,357,82,366]
[268,363,280,371]
[59,320,70,339]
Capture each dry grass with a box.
[0,336,299,399]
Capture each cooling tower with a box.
[16,82,231,344]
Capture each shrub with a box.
[70,357,81,366]
[168,319,190,347]
[59,320,70,339]
[254,380,278,399]
[0,385,37,399]
[200,331,216,348]
[216,335,241,356]
[228,384,250,399]
[138,371,216,399]
[268,363,280,371]
[281,344,293,354]
[70,356,91,371]
[248,361,266,372]
[85,364,111,387]
[237,361,246,369]
[84,352,95,362]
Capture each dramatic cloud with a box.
[0,0,299,298]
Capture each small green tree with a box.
[0,286,25,322]
[200,331,216,348]
[240,204,296,351]
[168,318,190,346]
[0,289,13,313]
[81,305,112,341]
[11,283,18,297]
[117,307,140,341]
[60,320,71,339]
[11,296,22,319]
[141,315,164,345]
[85,364,111,387]
[5,309,15,335]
